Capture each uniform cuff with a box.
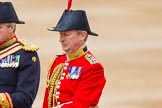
[0,92,13,108]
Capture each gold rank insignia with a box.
[85,53,98,64]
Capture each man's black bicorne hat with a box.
[0,2,25,24]
[48,10,98,36]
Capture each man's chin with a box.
[62,48,68,53]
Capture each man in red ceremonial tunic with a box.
[42,2,106,108]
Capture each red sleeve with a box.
[61,63,106,108]
[42,88,49,108]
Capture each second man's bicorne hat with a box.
[0,2,25,24]
[48,0,98,36]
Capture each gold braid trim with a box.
[5,93,13,108]
[46,56,57,88]
[48,63,64,108]
[0,43,22,59]
[0,93,13,108]
[17,39,39,51]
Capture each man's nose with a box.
[59,35,64,42]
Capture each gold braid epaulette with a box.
[17,39,39,51]
[0,92,13,108]
[48,63,64,108]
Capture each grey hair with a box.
[77,30,88,41]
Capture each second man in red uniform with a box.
[42,5,106,108]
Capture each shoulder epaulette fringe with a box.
[18,39,39,51]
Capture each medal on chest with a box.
[0,55,20,68]
[66,66,82,79]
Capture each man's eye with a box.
[65,33,70,36]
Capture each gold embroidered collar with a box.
[0,36,17,49]
[67,45,88,61]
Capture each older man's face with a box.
[59,30,87,53]
[0,23,13,43]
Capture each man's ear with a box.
[80,31,88,41]
[9,24,16,33]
